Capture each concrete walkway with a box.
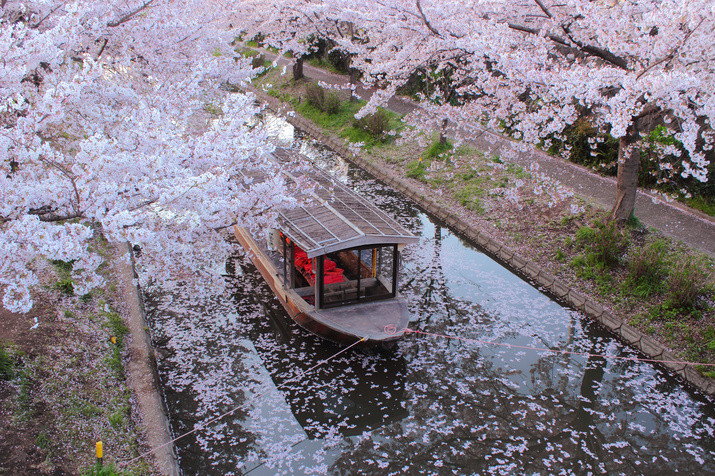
[263,54,715,256]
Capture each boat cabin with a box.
[266,167,418,311]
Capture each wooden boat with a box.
[233,149,419,345]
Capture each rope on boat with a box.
[119,337,367,468]
[400,328,715,367]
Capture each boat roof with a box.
[272,149,419,258]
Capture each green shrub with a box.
[55,277,75,295]
[304,84,341,115]
[306,83,326,110]
[575,219,629,268]
[623,239,668,298]
[665,254,713,311]
[324,92,341,115]
[0,341,16,380]
[423,138,453,160]
[354,109,390,137]
[250,53,266,71]
[406,159,426,180]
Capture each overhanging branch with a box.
[107,0,155,28]
[507,22,628,70]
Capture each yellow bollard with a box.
[110,336,117,344]
[96,441,103,469]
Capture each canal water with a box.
[141,116,714,475]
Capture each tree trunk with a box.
[610,135,641,222]
[292,56,304,81]
[439,118,449,145]
[349,67,358,103]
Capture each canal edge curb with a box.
[251,88,715,398]
[115,242,180,475]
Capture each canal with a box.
[140,116,714,475]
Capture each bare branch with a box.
[33,1,69,29]
[533,0,554,19]
[506,22,628,70]
[96,38,109,61]
[38,212,84,223]
[107,0,155,28]
[416,0,440,36]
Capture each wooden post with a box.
[96,441,103,469]
[391,245,399,297]
[315,256,324,309]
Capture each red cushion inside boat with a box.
[323,272,345,284]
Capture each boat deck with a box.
[314,299,409,341]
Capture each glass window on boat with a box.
[318,244,398,309]
[284,236,317,305]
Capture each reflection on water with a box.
[141,115,715,475]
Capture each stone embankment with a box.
[114,243,180,475]
[252,86,715,397]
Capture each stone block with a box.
[551,280,570,299]
[658,350,687,374]
[638,335,663,358]
[498,247,514,262]
[618,324,642,346]
[583,300,604,318]
[487,240,502,255]
[706,381,715,397]
[536,270,555,288]
[510,254,527,269]
[683,366,707,390]
[598,312,622,332]
[524,261,540,279]
[568,290,587,309]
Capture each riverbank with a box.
[0,236,166,475]
[246,72,714,396]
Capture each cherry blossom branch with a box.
[532,0,553,19]
[636,19,704,80]
[531,0,628,71]
[37,211,85,222]
[36,156,82,216]
[96,38,109,61]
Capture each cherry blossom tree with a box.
[1,1,295,313]
[236,0,333,81]
[259,0,714,221]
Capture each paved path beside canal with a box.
[264,54,715,257]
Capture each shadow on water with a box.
[141,115,715,475]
